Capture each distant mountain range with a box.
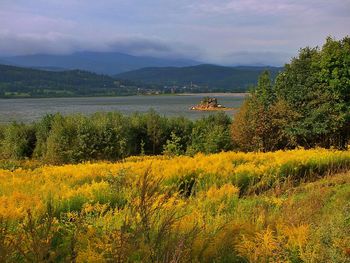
[0,52,201,75]
[0,56,283,97]
[116,64,282,91]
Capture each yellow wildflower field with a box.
[0,149,349,262]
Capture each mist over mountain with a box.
[0,52,201,75]
[0,59,10,65]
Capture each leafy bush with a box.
[0,123,36,159]
[188,112,233,154]
[0,111,235,164]
[163,131,184,156]
[232,36,350,152]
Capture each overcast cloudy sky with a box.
[0,0,349,65]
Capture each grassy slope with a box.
[0,149,349,262]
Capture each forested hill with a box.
[0,64,139,98]
[0,63,282,97]
[115,64,282,91]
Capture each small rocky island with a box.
[190,97,234,111]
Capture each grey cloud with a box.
[216,51,294,67]
[188,0,349,17]
[106,38,172,55]
[105,38,202,59]
[0,32,203,60]
[0,0,349,65]
[0,32,82,56]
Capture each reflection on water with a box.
[0,94,246,123]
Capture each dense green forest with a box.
[0,64,281,98]
[116,64,282,91]
[0,111,232,164]
[232,36,350,151]
[0,65,141,98]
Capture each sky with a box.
[0,0,349,66]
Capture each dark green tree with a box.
[1,123,36,159]
[275,36,350,148]
[189,112,232,154]
[145,110,167,155]
[255,70,275,108]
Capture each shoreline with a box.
[190,107,238,111]
[178,92,248,97]
[0,92,248,100]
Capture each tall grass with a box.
[0,149,349,261]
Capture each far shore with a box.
[190,107,238,111]
[0,92,249,100]
[178,92,248,97]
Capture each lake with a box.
[0,93,246,123]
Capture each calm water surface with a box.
[0,94,246,123]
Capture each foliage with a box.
[0,123,36,160]
[232,95,299,151]
[0,111,232,163]
[0,64,141,98]
[232,36,350,151]
[188,112,233,154]
[255,70,275,108]
[0,149,349,261]
[163,132,184,156]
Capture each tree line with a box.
[0,111,233,163]
[232,36,350,151]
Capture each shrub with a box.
[189,112,232,154]
[1,123,36,159]
[45,115,77,164]
[163,131,184,156]
[33,114,56,159]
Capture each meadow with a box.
[0,148,349,262]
